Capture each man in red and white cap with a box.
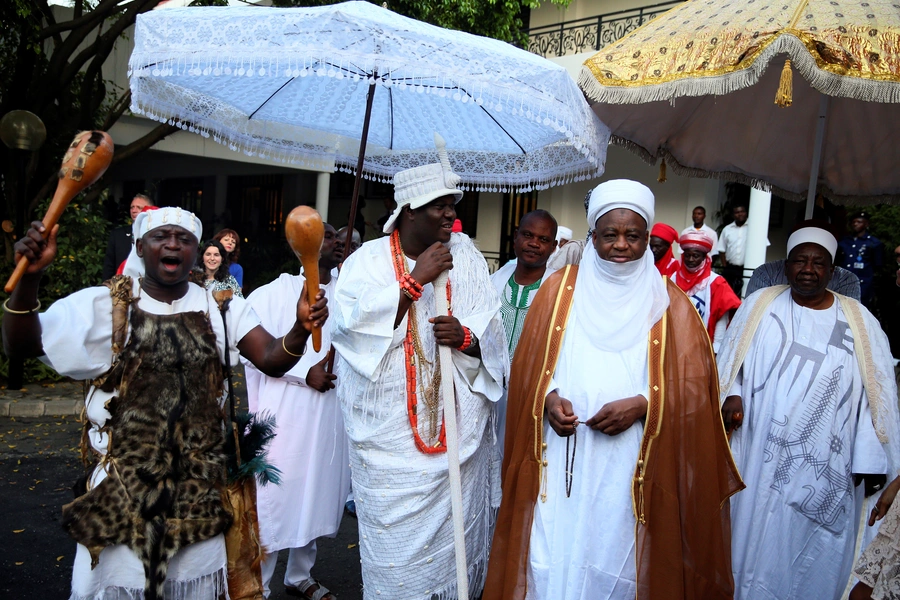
[673,229,741,352]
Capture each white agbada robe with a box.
[242,273,351,552]
[38,280,261,600]
[332,233,508,600]
[718,288,898,600]
[527,309,648,600]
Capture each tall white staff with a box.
[434,268,469,600]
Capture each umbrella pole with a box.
[433,270,470,600]
[344,79,377,256]
[328,80,377,377]
[805,94,830,219]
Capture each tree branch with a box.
[101,90,132,131]
[34,0,64,47]
[39,0,128,40]
[55,0,157,99]
[45,0,156,93]
[110,123,180,165]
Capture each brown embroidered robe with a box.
[483,266,744,600]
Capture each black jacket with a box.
[102,226,134,280]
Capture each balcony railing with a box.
[526,1,683,58]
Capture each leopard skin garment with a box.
[62,298,232,600]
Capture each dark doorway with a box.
[226,174,285,240]
[500,190,538,264]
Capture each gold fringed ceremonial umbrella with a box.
[579,0,900,213]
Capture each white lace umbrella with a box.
[129,3,610,596]
[579,0,900,212]
[129,1,609,196]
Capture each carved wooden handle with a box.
[6,131,114,294]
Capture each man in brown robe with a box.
[484,179,743,600]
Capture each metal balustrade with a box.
[526,1,683,58]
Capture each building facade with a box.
[97,0,793,284]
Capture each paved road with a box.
[0,415,363,599]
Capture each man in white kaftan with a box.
[243,223,351,599]
[718,226,900,600]
[332,147,508,600]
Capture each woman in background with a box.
[197,240,243,298]
[213,228,243,287]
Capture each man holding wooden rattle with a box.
[3,206,327,600]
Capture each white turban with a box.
[122,207,203,278]
[787,226,838,261]
[586,179,655,229]
[556,226,573,242]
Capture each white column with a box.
[744,186,772,297]
[315,172,330,222]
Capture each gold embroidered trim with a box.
[533,265,577,504]
[632,312,666,525]
[584,28,900,92]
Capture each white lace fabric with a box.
[856,499,900,600]
[128,1,609,191]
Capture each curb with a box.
[0,398,84,418]
[0,382,86,418]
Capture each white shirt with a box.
[718,222,749,266]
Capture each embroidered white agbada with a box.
[718,286,900,600]
[332,232,508,600]
[38,280,260,600]
[241,273,351,553]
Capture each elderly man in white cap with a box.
[3,210,327,600]
[485,179,742,600]
[718,225,900,600]
[332,135,508,600]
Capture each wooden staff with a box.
[433,270,469,599]
[284,205,325,352]
[5,130,114,293]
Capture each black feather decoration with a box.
[224,411,282,486]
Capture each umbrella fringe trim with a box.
[611,135,900,206]
[131,98,607,193]
[580,33,900,105]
